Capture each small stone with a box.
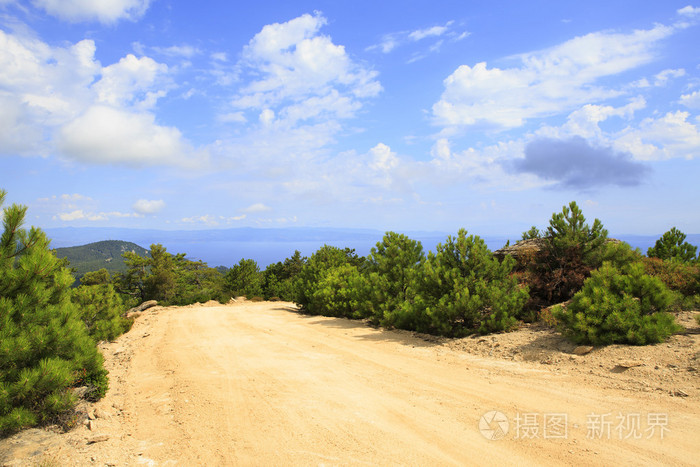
[573,345,594,355]
[88,420,96,431]
[94,408,110,419]
[673,389,689,397]
[86,434,109,444]
[87,409,96,420]
[617,360,643,368]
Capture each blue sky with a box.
[1,0,699,238]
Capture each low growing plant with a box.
[554,262,682,345]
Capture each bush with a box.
[361,232,424,327]
[415,230,526,336]
[647,227,698,263]
[0,190,108,435]
[71,283,133,342]
[525,201,609,309]
[294,246,363,314]
[310,264,367,319]
[642,257,699,297]
[225,259,263,299]
[554,262,682,345]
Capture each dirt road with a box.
[5,301,699,465]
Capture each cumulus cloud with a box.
[232,13,381,124]
[132,199,165,215]
[31,0,151,24]
[0,28,200,167]
[680,90,700,109]
[514,137,650,189]
[432,22,677,129]
[613,111,700,160]
[93,54,169,109]
[57,106,194,166]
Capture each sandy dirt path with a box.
[6,301,698,465]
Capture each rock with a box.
[137,300,158,311]
[672,389,689,397]
[126,300,158,314]
[94,408,110,419]
[573,345,594,355]
[617,360,643,368]
[86,435,109,444]
[87,409,96,420]
[493,238,547,261]
[71,386,90,399]
[88,420,96,431]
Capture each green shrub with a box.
[361,232,424,327]
[310,264,367,319]
[647,227,698,263]
[554,262,681,345]
[225,258,263,298]
[262,251,306,301]
[0,190,108,435]
[294,246,363,314]
[71,283,133,342]
[416,230,526,336]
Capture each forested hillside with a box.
[54,240,149,282]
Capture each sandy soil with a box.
[2,301,699,466]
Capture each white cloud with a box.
[152,45,200,58]
[368,20,467,57]
[132,199,165,215]
[61,193,92,201]
[93,54,169,109]
[31,0,151,24]
[678,5,700,17]
[0,28,201,167]
[614,111,700,160]
[432,23,675,129]
[653,68,686,86]
[181,214,219,226]
[57,106,195,166]
[243,203,272,213]
[58,209,86,221]
[680,90,700,109]
[369,143,398,171]
[232,13,381,124]
[408,22,453,41]
[57,209,135,221]
[535,97,646,140]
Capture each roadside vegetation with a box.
[2,186,699,437]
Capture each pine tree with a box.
[554,262,681,345]
[363,232,425,328]
[647,227,698,263]
[417,229,526,336]
[225,258,263,298]
[527,201,610,308]
[0,190,108,435]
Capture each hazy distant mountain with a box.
[54,240,149,282]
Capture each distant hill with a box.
[54,240,149,282]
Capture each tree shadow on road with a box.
[271,306,444,348]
